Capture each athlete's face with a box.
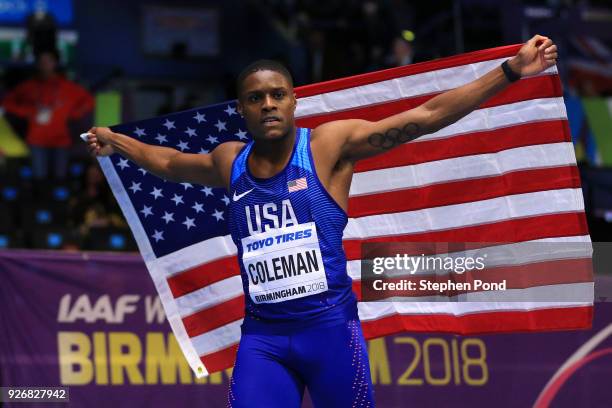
[237,70,297,141]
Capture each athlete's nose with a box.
[262,95,277,111]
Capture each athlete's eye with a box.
[273,91,285,99]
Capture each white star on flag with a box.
[151,230,164,242]
[117,158,130,170]
[206,135,219,144]
[185,127,197,137]
[128,182,141,194]
[134,127,146,137]
[138,168,147,175]
[193,112,206,123]
[155,134,168,144]
[177,141,189,151]
[150,187,164,200]
[212,209,224,221]
[224,105,237,116]
[163,119,176,130]
[182,217,196,230]
[221,195,230,206]
[140,205,153,218]
[171,194,184,206]
[199,148,209,154]
[192,202,204,213]
[214,120,227,132]
[201,187,213,196]
[180,183,193,190]
[235,129,248,140]
[162,211,175,224]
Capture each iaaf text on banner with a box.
[99,44,593,376]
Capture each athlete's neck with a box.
[249,126,297,179]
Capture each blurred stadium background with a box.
[0,0,611,407]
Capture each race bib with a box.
[241,222,328,304]
[35,107,52,125]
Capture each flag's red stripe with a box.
[348,166,581,217]
[200,343,239,374]
[295,44,522,98]
[353,120,571,173]
[355,258,593,301]
[183,296,245,338]
[168,256,239,298]
[343,212,589,261]
[361,306,593,337]
[296,75,561,128]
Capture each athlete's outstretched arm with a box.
[85,126,241,188]
[326,34,557,162]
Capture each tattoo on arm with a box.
[367,123,421,150]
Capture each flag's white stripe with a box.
[296,59,557,117]
[156,189,584,276]
[346,235,592,279]
[191,319,243,356]
[175,276,244,318]
[415,98,567,143]
[357,282,593,322]
[362,283,593,303]
[344,188,584,240]
[99,156,156,263]
[150,234,236,278]
[350,142,576,196]
[190,283,592,356]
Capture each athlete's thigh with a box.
[296,320,375,407]
[228,333,304,408]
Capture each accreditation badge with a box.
[35,107,53,125]
[241,222,328,304]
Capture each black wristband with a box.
[501,60,521,82]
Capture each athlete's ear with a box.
[237,101,244,118]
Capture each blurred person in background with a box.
[69,162,126,245]
[2,49,94,181]
[385,31,430,68]
[387,34,416,67]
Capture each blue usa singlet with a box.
[226,127,375,408]
[227,127,358,331]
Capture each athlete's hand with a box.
[508,34,557,77]
[86,127,115,157]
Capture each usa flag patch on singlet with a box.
[287,177,307,192]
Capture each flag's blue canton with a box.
[110,101,250,258]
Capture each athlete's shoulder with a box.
[212,140,246,162]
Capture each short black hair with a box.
[236,59,293,97]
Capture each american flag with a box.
[100,44,593,377]
[287,177,308,193]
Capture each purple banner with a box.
[0,250,610,407]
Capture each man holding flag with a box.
[86,34,557,407]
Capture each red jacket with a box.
[3,75,94,147]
